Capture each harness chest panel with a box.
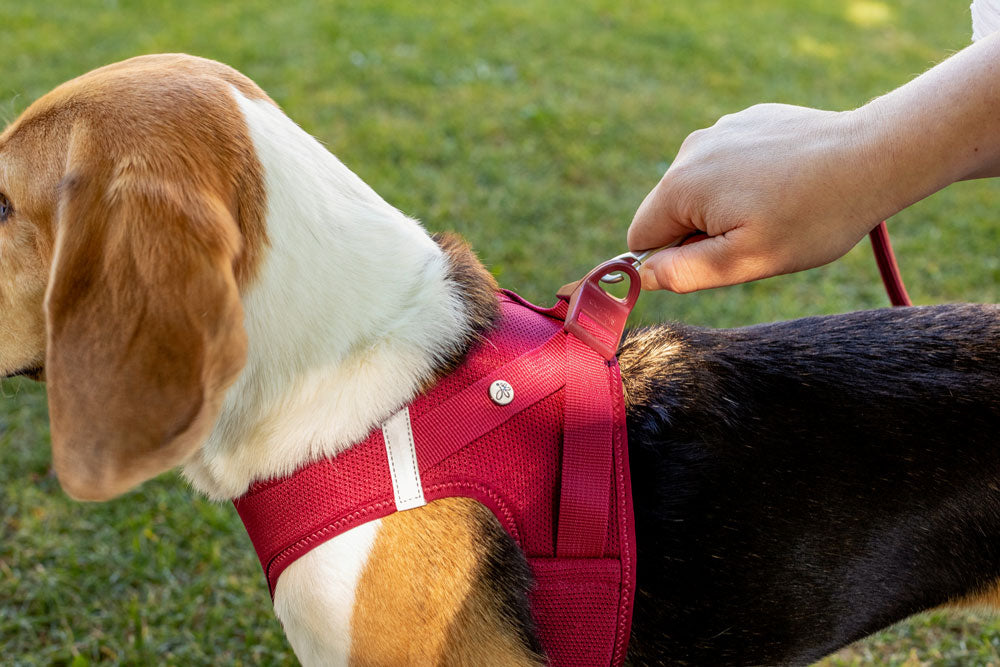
[235,289,637,666]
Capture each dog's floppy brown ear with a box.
[45,128,248,501]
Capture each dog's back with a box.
[620,304,1000,665]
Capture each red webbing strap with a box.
[557,329,615,557]
[869,222,912,307]
[413,334,566,471]
[555,259,640,558]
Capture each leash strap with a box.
[869,221,912,307]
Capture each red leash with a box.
[869,221,911,307]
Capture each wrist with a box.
[823,105,916,235]
[844,95,969,226]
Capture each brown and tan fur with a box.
[350,498,541,666]
[0,54,273,499]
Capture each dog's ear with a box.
[45,127,248,501]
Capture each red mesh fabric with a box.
[234,292,636,666]
[529,558,621,666]
[233,431,396,582]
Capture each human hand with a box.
[627,104,887,292]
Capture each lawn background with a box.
[1,0,998,664]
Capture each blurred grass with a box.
[0,0,997,664]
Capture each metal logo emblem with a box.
[489,379,514,406]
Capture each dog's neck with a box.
[182,92,497,500]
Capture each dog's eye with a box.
[0,194,10,222]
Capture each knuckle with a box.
[678,127,708,153]
[712,113,736,128]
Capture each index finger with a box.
[627,175,701,252]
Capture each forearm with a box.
[855,29,1000,218]
[627,29,1000,293]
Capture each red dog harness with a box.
[235,259,641,666]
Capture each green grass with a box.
[1,0,997,664]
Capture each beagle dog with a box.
[2,53,999,666]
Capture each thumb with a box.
[639,230,767,293]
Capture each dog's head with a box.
[0,54,269,500]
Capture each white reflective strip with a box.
[382,408,426,511]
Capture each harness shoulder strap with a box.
[411,332,566,471]
[555,259,640,558]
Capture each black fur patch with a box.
[472,503,545,659]
[619,304,1000,665]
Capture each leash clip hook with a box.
[600,239,687,284]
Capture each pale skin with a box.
[628,29,1000,293]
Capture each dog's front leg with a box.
[273,497,544,666]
